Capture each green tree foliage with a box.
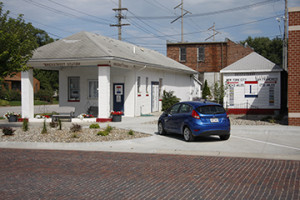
[0,3,37,79]
[213,82,224,104]
[202,80,211,99]
[34,69,58,91]
[240,36,283,67]
[162,90,180,111]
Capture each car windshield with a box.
[197,105,226,114]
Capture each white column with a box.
[21,69,34,119]
[98,65,111,118]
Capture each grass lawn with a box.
[0,100,59,107]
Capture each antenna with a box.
[110,0,130,40]
[171,0,192,43]
[205,23,221,41]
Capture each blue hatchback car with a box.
[158,101,230,142]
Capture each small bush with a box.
[41,120,47,134]
[50,121,58,128]
[2,127,15,135]
[89,124,100,129]
[128,130,134,135]
[2,90,21,101]
[35,89,54,103]
[70,124,82,133]
[71,133,80,138]
[97,130,109,136]
[105,125,113,133]
[22,119,29,132]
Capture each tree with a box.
[213,82,224,104]
[240,36,283,67]
[162,90,180,111]
[202,80,211,99]
[0,2,38,79]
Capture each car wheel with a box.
[158,122,166,135]
[183,127,194,142]
[220,135,230,140]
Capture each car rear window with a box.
[197,105,226,114]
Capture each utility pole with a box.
[283,0,288,71]
[205,23,221,41]
[110,0,130,40]
[171,0,192,43]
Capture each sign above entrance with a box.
[43,62,80,67]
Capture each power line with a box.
[21,0,111,25]
[127,0,280,20]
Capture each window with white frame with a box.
[179,47,186,62]
[68,77,80,101]
[146,77,149,93]
[159,78,163,97]
[197,47,205,62]
[88,80,98,99]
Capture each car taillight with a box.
[192,110,200,119]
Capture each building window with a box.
[68,77,80,101]
[180,47,186,62]
[159,78,163,97]
[88,80,98,99]
[146,77,149,93]
[137,76,141,93]
[197,47,205,62]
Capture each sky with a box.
[2,0,300,55]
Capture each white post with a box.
[21,69,34,119]
[98,65,111,118]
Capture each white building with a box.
[22,31,201,121]
[220,52,283,115]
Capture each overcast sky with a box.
[2,0,300,54]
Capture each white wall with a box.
[59,65,200,117]
[222,72,281,109]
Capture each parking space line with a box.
[232,135,300,151]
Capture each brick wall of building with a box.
[167,39,253,73]
[288,7,300,126]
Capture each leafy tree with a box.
[0,2,38,79]
[213,82,224,104]
[202,80,211,99]
[162,90,180,111]
[240,36,283,67]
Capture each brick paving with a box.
[0,149,299,200]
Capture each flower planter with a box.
[8,115,18,122]
[112,115,122,122]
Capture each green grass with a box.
[0,100,59,107]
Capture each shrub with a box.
[35,89,54,103]
[70,124,82,133]
[2,127,15,135]
[22,119,29,132]
[97,130,109,136]
[105,125,113,133]
[162,90,180,111]
[2,90,21,101]
[41,120,47,134]
[71,133,79,138]
[128,130,134,135]
[202,80,211,99]
[89,124,100,129]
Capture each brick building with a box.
[167,39,253,86]
[2,72,40,93]
[288,7,300,126]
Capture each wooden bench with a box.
[52,112,73,122]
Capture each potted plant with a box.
[111,111,123,122]
[4,111,21,122]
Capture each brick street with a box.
[0,148,299,200]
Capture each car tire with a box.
[220,135,230,140]
[158,122,166,135]
[183,127,194,142]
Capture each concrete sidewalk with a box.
[1,114,300,160]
